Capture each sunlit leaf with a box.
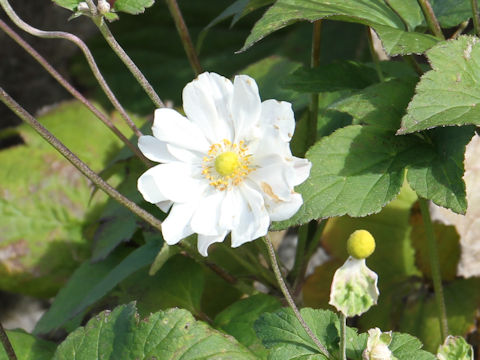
[0,330,55,360]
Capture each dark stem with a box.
[0,323,17,360]
[308,20,322,149]
[264,236,331,358]
[0,18,150,166]
[471,0,480,36]
[165,0,203,76]
[418,198,449,340]
[417,0,445,39]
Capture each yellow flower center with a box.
[347,229,376,259]
[202,139,254,190]
[214,151,240,176]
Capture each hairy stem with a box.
[94,18,165,109]
[0,87,250,294]
[339,313,346,360]
[471,0,480,36]
[0,323,16,360]
[0,87,162,231]
[367,27,385,82]
[308,20,322,149]
[418,198,449,340]
[0,0,142,137]
[264,235,331,358]
[417,0,445,39]
[165,0,203,76]
[0,18,150,165]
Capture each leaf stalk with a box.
[417,0,445,39]
[0,323,16,360]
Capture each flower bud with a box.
[362,328,397,360]
[97,0,111,15]
[76,2,90,13]
[347,229,375,259]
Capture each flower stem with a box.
[366,27,385,83]
[0,323,16,360]
[471,0,480,36]
[165,0,202,76]
[339,313,347,360]
[308,20,322,148]
[0,87,163,233]
[418,198,449,341]
[417,0,445,39]
[0,18,150,166]
[0,0,142,137]
[93,18,165,109]
[263,235,331,358]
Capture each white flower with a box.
[137,72,311,256]
[363,328,397,360]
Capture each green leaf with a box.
[274,125,423,228]
[34,241,160,335]
[430,0,476,28]
[390,333,436,360]
[386,0,424,31]
[241,0,439,55]
[282,61,379,93]
[153,254,206,314]
[406,126,475,214]
[254,307,366,360]
[0,330,56,360]
[399,36,480,134]
[206,0,273,29]
[52,0,154,15]
[214,294,281,358]
[0,101,126,297]
[53,303,258,360]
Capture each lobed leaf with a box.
[399,36,480,134]
[53,303,259,359]
[241,0,439,55]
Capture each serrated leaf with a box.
[273,125,424,228]
[241,0,439,55]
[406,126,475,214]
[0,330,56,360]
[399,36,480,134]
[430,0,476,28]
[254,307,366,360]
[53,303,258,359]
[214,294,281,359]
[390,333,436,360]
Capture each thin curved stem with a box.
[263,235,331,359]
[308,20,321,149]
[339,313,346,360]
[471,0,480,37]
[418,198,449,341]
[165,0,203,76]
[0,18,150,166]
[0,323,16,360]
[94,18,165,109]
[417,0,445,39]
[0,0,142,137]
[0,87,161,232]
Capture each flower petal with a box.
[182,72,234,142]
[266,192,303,221]
[138,135,177,163]
[219,189,242,231]
[156,200,173,213]
[190,189,226,236]
[232,75,261,142]
[249,154,293,201]
[137,168,169,203]
[260,99,295,142]
[197,232,227,257]
[139,163,206,203]
[166,144,203,164]
[152,108,210,152]
[161,201,197,245]
[231,183,269,248]
[291,156,312,186]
